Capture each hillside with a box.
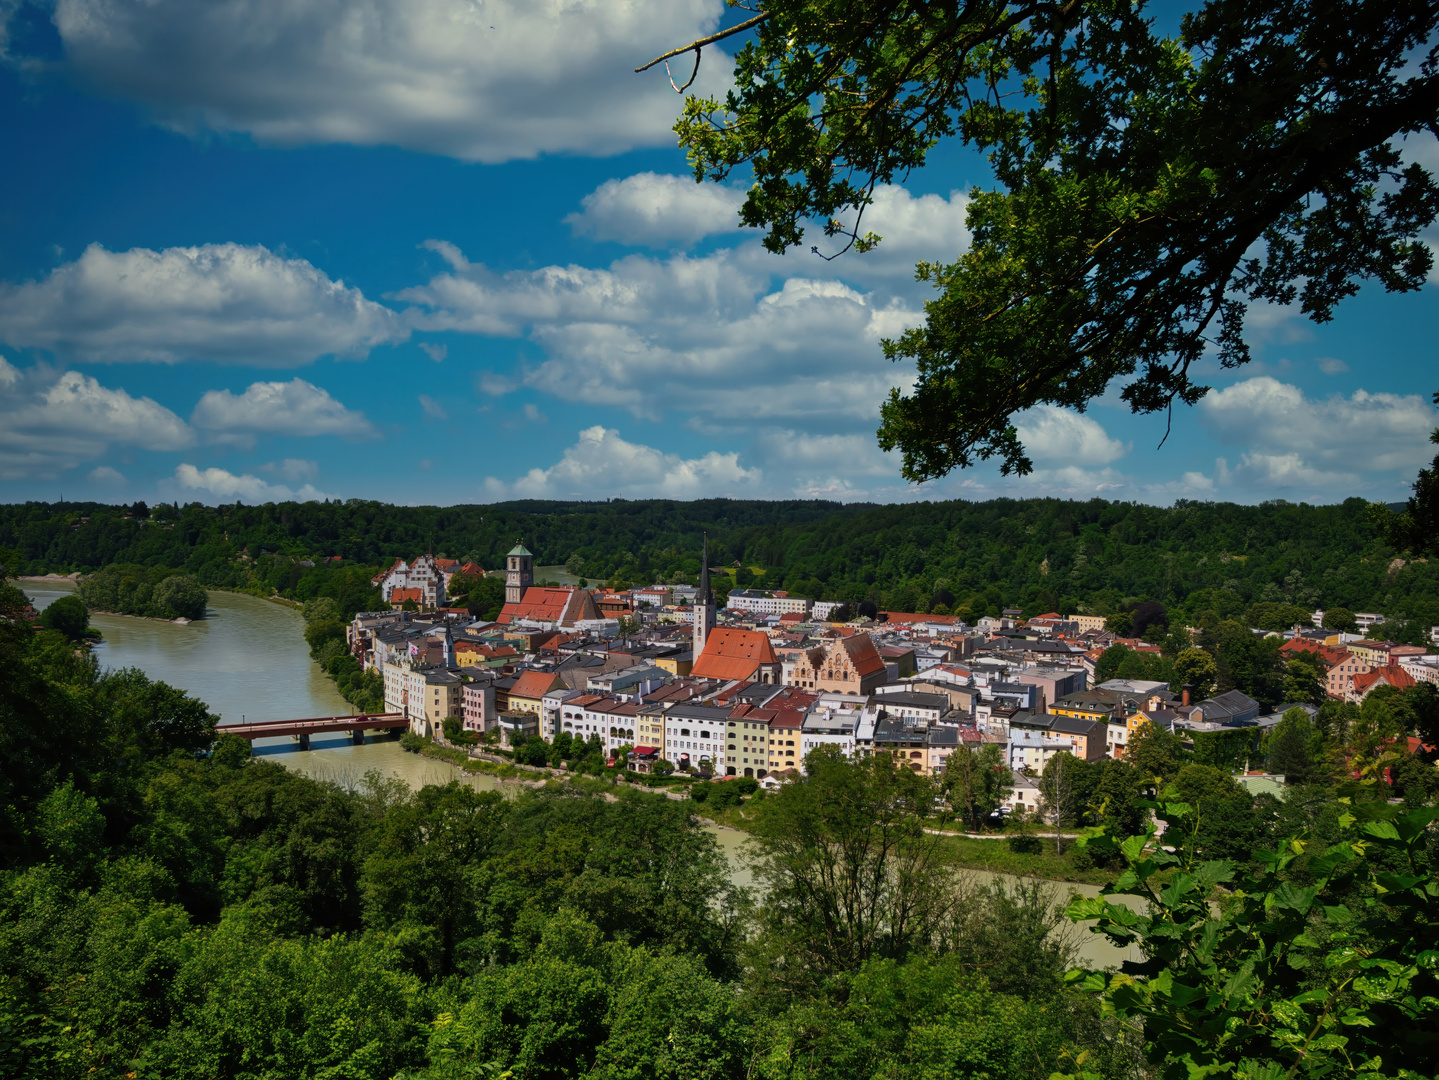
[0,496,1435,630]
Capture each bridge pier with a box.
[298,732,311,751]
[351,729,365,745]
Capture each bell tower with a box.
[506,541,534,605]
[693,534,717,659]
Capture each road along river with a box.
[22,578,1141,969]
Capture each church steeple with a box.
[693,533,717,659]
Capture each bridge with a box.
[219,712,408,750]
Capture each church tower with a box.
[693,534,717,659]
[506,541,534,605]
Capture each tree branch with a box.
[635,13,771,74]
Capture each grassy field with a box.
[934,834,1116,887]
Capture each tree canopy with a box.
[666,0,1439,479]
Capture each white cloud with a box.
[1215,453,1358,490]
[170,463,329,503]
[419,342,447,363]
[482,425,761,500]
[1013,406,1129,466]
[259,458,319,483]
[47,0,730,163]
[191,378,379,447]
[397,243,923,424]
[418,394,449,421]
[1316,357,1348,374]
[0,243,405,365]
[1200,377,1436,472]
[88,465,126,486]
[566,172,747,247]
[0,358,193,479]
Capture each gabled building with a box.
[691,627,781,684]
[374,554,447,608]
[788,632,888,695]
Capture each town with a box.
[352,541,1439,801]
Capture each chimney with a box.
[1182,683,1192,708]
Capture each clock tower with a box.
[506,541,534,605]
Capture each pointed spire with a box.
[699,533,712,602]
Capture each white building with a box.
[664,703,729,772]
[373,554,448,608]
[725,589,813,618]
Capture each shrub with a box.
[1007,834,1042,854]
[399,731,424,753]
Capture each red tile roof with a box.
[498,586,598,626]
[691,628,778,682]
[769,708,805,729]
[1280,639,1349,666]
[390,587,424,604]
[510,670,562,701]
[1352,665,1416,696]
[837,633,886,677]
[882,610,958,624]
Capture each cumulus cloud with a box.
[88,465,126,486]
[397,243,923,424]
[566,172,748,247]
[191,378,379,447]
[1200,377,1437,473]
[418,394,449,421]
[0,358,193,479]
[44,0,729,163]
[170,463,329,503]
[482,425,761,500]
[0,243,405,365]
[1013,406,1129,466]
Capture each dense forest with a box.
[2,568,1437,1080]
[1,496,1436,632]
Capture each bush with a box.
[399,731,424,753]
[1007,834,1043,854]
[40,595,89,640]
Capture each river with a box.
[22,578,1140,969]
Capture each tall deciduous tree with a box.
[745,747,964,991]
[661,0,1439,479]
[942,742,1013,831]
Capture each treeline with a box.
[2,495,1438,630]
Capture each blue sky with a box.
[0,1,1435,509]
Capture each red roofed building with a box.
[497,586,600,627]
[388,587,424,610]
[508,670,565,716]
[789,632,888,695]
[1347,664,1416,703]
[691,627,781,684]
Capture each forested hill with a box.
[1,496,1436,628]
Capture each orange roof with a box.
[390,587,423,603]
[497,587,598,626]
[1352,665,1416,695]
[1280,639,1349,666]
[691,628,778,681]
[510,670,562,701]
[837,633,886,677]
[435,558,458,569]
